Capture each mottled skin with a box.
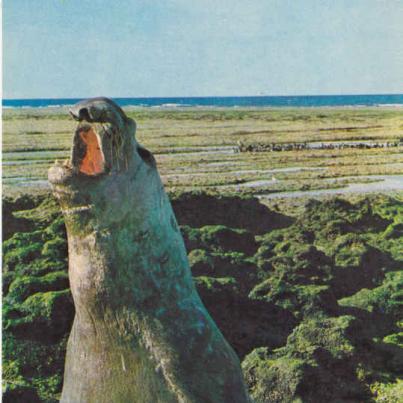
[48,98,250,403]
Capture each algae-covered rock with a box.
[302,197,392,235]
[182,224,258,255]
[41,237,67,260]
[326,232,399,299]
[251,237,337,318]
[383,332,403,348]
[189,248,258,294]
[372,379,403,403]
[195,275,239,294]
[3,192,402,402]
[384,222,403,239]
[3,233,43,272]
[338,271,403,317]
[5,290,74,342]
[285,316,356,360]
[2,383,41,403]
[199,225,258,255]
[242,348,307,403]
[196,276,295,358]
[242,316,369,403]
[188,249,214,273]
[2,195,71,402]
[250,279,338,318]
[6,272,69,304]
[172,192,293,234]
[2,194,44,241]
[255,230,333,284]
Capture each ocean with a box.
[3,94,403,109]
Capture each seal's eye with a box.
[78,128,105,175]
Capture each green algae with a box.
[338,271,403,317]
[2,192,402,402]
[6,272,69,304]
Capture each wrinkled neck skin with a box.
[49,98,250,403]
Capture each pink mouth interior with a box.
[78,127,105,175]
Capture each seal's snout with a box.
[69,106,92,122]
[68,97,127,127]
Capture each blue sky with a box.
[3,0,403,98]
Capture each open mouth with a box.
[72,123,106,176]
[48,122,109,186]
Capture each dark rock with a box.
[3,383,41,403]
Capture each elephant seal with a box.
[48,97,250,403]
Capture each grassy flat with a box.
[3,107,403,198]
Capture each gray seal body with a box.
[48,97,251,403]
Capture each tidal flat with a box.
[3,106,403,199]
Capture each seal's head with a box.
[49,97,144,182]
[48,97,158,232]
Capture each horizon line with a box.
[3,92,403,101]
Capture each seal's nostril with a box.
[69,107,92,122]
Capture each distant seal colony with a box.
[48,97,250,403]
